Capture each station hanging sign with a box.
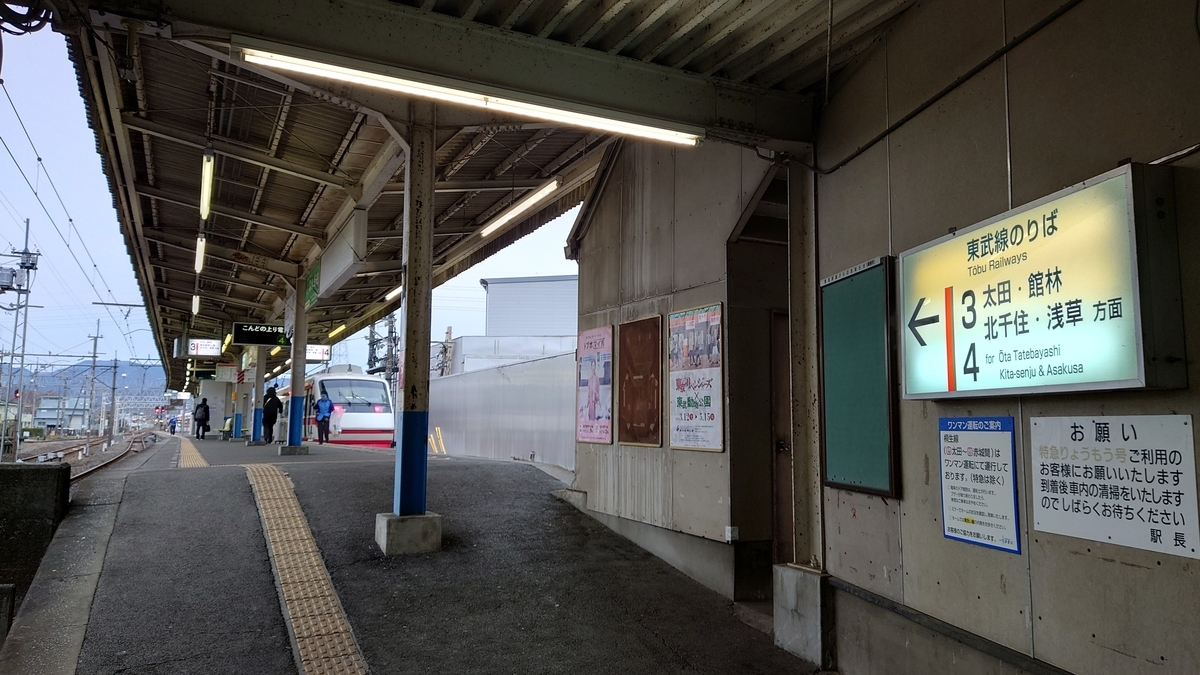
[306,344,331,362]
[901,165,1158,398]
[232,322,291,347]
[939,417,1020,553]
[1031,415,1198,559]
[174,336,222,359]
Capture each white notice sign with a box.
[940,417,1020,553]
[1031,415,1199,559]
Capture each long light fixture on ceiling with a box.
[191,294,200,315]
[479,178,561,239]
[328,324,347,339]
[239,48,702,147]
[199,147,215,220]
[385,284,403,301]
[194,235,206,274]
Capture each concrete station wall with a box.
[430,352,576,470]
[574,140,773,596]
[812,1,1200,673]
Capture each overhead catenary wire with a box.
[0,81,139,340]
[0,133,138,357]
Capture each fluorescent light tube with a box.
[328,324,347,338]
[385,285,403,301]
[241,49,702,146]
[479,178,561,238]
[192,294,200,314]
[270,346,282,356]
[199,147,215,220]
[195,235,206,273]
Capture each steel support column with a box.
[394,100,435,517]
[252,346,266,442]
[288,276,309,446]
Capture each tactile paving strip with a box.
[178,438,210,468]
[243,463,368,675]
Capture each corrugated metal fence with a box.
[429,352,575,470]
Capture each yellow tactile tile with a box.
[243,463,367,675]
[178,438,210,468]
[302,653,369,675]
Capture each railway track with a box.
[16,437,112,463]
[68,432,155,481]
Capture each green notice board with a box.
[821,257,899,497]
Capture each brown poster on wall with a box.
[618,315,662,447]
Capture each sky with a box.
[0,29,577,380]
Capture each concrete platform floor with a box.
[0,435,817,674]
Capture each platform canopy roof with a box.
[37,0,910,389]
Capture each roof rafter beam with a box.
[135,183,326,241]
[381,178,547,195]
[757,0,910,88]
[635,0,734,62]
[157,280,275,311]
[436,128,555,225]
[151,258,282,294]
[602,0,683,55]
[92,0,812,142]
[725,0,883,82]
[121,113,355,191]
[438,129,499,181]
[568,0,635,47]
[144,230,301,278]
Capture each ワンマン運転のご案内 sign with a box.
[939,417,1020,553]
[900,166,1144,398]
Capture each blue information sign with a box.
[938,416,1021,553]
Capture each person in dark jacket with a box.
[262,387,283,444]
[194,398,210,440]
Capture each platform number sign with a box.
[900,166,1144,399]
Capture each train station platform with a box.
[0,434,815,674]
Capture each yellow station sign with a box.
[900,166,1144,398]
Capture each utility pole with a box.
[368,322,379,372]
[108,357,118,437]
[87,320,100,437]
[57,373,66,435]
[0,218,39,461]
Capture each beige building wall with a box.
[574,139,780,597]
[811,0,1200,673]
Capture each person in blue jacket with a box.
[314,390,334,444]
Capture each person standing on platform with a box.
[262,387,283,444]
[193,398,210,440]
[168,416,177,435]
[314,390,333,444]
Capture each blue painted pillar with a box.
[393,100,435,516]
[287,274,308,447]
[252,346,266,442]
[233,411,243,438]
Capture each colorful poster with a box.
[576,326,613,443]
[669,304,723,451]
[618,316,662,447]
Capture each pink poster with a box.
[576,326,613,444]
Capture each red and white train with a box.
[278,365,395,448]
